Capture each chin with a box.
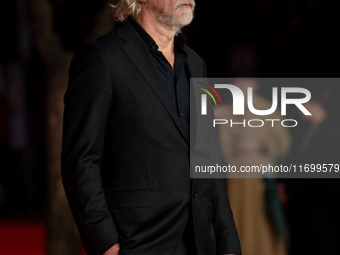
[175,12,194,26]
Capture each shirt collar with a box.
[128,17,186,52]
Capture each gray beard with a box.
[156,11,194,34]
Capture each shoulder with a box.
[72,21,135,63]
[73,32,121,60]
[184,45,204,64]
[184,45,206,77]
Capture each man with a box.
[61,0,241,255]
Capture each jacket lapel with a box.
[117,21,188,144]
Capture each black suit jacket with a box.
[61,20,241,255]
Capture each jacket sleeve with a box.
[210,119,241,254]
[61,42,118,255]
[202,62,242,254]
[213,178,242,255]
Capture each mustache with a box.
[174,0,196,9]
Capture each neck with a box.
[135,13,177,60]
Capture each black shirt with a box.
[128,18,190,141]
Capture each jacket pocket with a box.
[105,188,157,208]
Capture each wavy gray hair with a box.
[110,0,142,22]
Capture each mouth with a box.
[180,3,193,8]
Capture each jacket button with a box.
[193,192,198,198]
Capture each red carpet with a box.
[0,220,45,255]
[0,220,88,255]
